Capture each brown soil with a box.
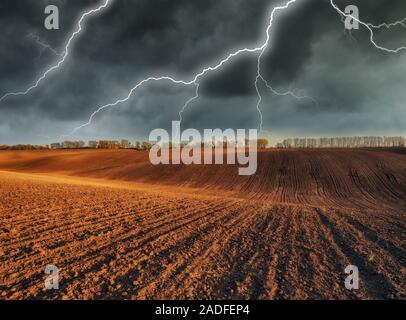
[0,149,404,299]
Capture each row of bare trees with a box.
[1,139,269,151]
[279,136,406,149]
[0,144,50,150]
[50,140,153,150]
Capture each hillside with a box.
[1,148,405,210]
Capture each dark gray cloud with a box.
[0,0,405,145]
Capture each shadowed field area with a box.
[0,149,405,299]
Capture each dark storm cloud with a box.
[0,0,405,144]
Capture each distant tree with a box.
[121,139,131,149]
[88,141,98,149]
[141,141,152,151]
[76,141,85,148]
[2,144,49,150]
[257,139,269,149]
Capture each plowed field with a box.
[0,149,404,299]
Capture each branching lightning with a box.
[0,0,112,103]
[368,18,406,30]
[330,0,406,53]
[66,0,406,136]
[339,7,406,42]
[61,76,196,138]
[256,74,318,131]
[254,13,319,132]
[179,84,200,124]
[68,0,307,136]
[2,0,406,138]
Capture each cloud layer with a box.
[0,0,405,144]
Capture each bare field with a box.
[0,149,405,299]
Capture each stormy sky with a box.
[0,0,405,145]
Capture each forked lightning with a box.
[1,0,405,136]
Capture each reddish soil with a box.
[0,149,404,299]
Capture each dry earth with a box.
[0,149,405,299]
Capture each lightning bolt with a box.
[261,76,318,104]
[331,0,406,53]
[254,7,320,133]
[255,75,319,131]
[61,76,195,138]
[0,0,112,103]
[181,0,406,133]
[368,18,406,29]
[67,0,305,136]
[3,0,405,138]
[70,0,406,136]
[179,83,200,124]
